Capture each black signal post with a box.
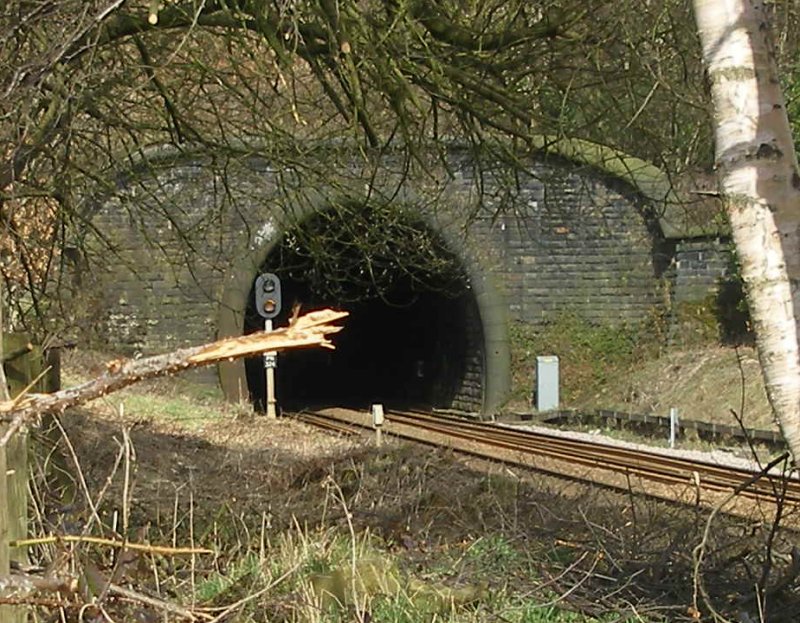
[255,273,281,417]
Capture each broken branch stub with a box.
[0,308,348,447]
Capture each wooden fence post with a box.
[0,279,25,623]
[0,426,26,623]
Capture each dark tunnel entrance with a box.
[243,203,485,412]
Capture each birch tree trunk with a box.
[693,0,800,462]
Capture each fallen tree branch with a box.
[0,597,67,607]
[0,570,77,600]
[0,571,207,621]
[107,582,209,621]
[10,535,213,556]
[0,308,348,448]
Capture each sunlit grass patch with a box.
[61,348,246,429]
[195,551,262,604]
[184,522,612,623]
[112,390,226,429]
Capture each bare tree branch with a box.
[0,308,348,447]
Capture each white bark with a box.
[693,0,800,462]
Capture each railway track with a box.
[293,407,800,510]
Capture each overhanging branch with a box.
[409,0,563,51]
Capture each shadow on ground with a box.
[31,407,800,622]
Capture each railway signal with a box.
[255,272,281,418]
[255,273,282,320]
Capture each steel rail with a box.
[387,410,800,503]
[294,411,361,436]
[291,408,800,507]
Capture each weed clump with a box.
[508,314,648,409]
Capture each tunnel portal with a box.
[243,204,485,412]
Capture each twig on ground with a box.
[107,582,211,621]
[692,451,791,622]
[0,570,76,599]
[196,563,302,623]
[535,551,603,608]
[82,433,126,537]
[517,551,590,599]
[729,405,794,614]
[0,596,66,607]
[10,535,213,556]
[98,425,136,603]
[51,415,105,534]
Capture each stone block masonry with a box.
[78,146,724,413]
[464,163,671,327]
[671,238,733,304]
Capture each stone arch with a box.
[215,185,510,415]
[527,135,721,238]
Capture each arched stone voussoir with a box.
[216,178,512,416]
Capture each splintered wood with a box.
[186,308,347,364]
[0,308,348,447]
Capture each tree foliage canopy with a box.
[2,0,713,173]
[0,0,744,328]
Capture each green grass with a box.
[63,352,244,429]
[464,534,522,572]
[507,314,650,409]
[497,600,628,622]
[113,390,227,429]
[178,525,632,623]
[195,552,262,603]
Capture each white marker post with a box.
[669,407,679,449]
[372,404,385,447]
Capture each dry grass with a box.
[579,346,773,430]
[17,382,799,623]
[507,316,772,431]
[12,349,797,622]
